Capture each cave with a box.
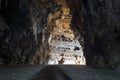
[47,1,86,65]
[0,0,120,70]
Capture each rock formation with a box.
[67,0,120,69]
[48,0,85,65]
[0,0,119,69]
[0,0,55,65]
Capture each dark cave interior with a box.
[0,0,120,69]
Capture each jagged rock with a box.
[68,0,120,69]
[0,0,55,65]
[0,0,119,70]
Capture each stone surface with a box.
[0,0,119,70]
[0,0,55,65]
[48,0,85,65]
[67,0,120,69]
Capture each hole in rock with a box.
[47,1,86,65]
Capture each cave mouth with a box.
[46,1,86,65]
[48,33,86,65]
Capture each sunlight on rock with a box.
[47,0,86,65]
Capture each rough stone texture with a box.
[68,0,120,69]
[0,0,119,70]
[0,14,9,65]
[47,0,85,65]
[0,0,56,65]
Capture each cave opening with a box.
[0,0,119,69]
[47,23,86,65]
[46,0,86,65]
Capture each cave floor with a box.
[0,65,120,80]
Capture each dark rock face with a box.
[0,0,119,69]
[68,0,120,69]
[0,0,56,65]
[1,0,35,65]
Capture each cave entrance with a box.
[48,33,86,65]
[47,1,86,65]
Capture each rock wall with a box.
[0,0,56,65]
[68,0,120,69]
[0,0,119,69]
